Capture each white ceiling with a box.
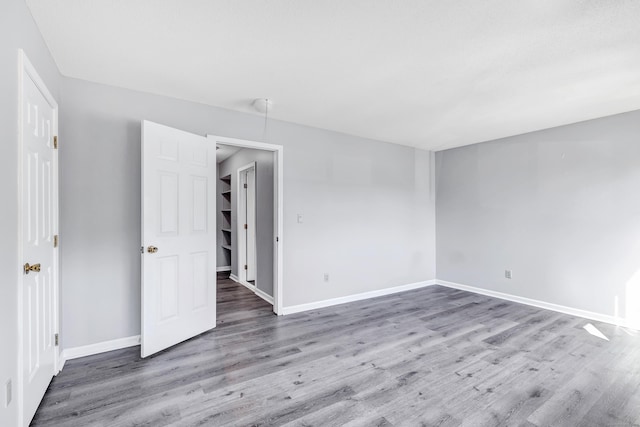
[26,0,640,151]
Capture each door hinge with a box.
[54,333,59,346]
[244,183,247,189]
[276,236,279,242]
[244,224,248,230]
[140,246,144,254]
[244,265,247,270]
[53,135,58,149]
[53,235,59,248]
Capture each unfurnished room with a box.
[1,1,640,426]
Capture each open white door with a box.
[237,163,257,284]
[246,167,257,282]
[19,50,59,426]
[141,121,216,358]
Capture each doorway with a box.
[211,135,283,315]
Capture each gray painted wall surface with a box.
[0,0,61,424]
[60,77,437,349]
[217,148,275,296]
[436,110,640,327]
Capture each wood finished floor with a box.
[32,279,640,426]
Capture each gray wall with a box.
[436,110,640,328]
[0,0,61,424]
[217,148,275,296]
[60,77,437,349]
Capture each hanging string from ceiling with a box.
[263,98,270,142]
[252,98,273,143]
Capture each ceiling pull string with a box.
[263,98,269,142]
[252,98,272,142]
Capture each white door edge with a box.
[207,134,284,315]
[237,162,256,285]
[17,49,60,427]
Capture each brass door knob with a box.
[147,246,159,254]
[24,263,41,274]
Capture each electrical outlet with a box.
[323,273,329,282]
[297,214,304,224]
[505,270,512,279]
[5,379,11,407]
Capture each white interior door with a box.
[141,121,216,358]
[246,167,257,281]
[237,163,257,284]
[20,52,58,426]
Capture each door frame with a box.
[207,134,284,315]
[237,162,257,287]
[17,49,61,426]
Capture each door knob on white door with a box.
[147,246,159,253]
[24,263,41,274]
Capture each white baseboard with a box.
[229,273,239,283]
[281,280,437,315]
[255,287,275,305]
[236,279,255,292]
[58,280,433,364]
[54,278,639,368]
[216,266,231,272]
[231,276,275,305]
[437,280,639,330]
[57,353,66,373]
[62,335,141,362]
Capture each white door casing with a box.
[18,50,59,426]
[207,134,283,314]
[141,121,217,358]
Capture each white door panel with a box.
[237,163,257,285]
[21,53,58,426]
[142,121,216,358]
[246,168,257,281]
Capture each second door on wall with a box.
[20,50,60,426]
[239,162,257,284]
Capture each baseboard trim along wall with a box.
[216,266,231,272]
[57,277,638,367]
[281,280,437,315]
[228,273,275,305]
[61,335,141,362]
[57,352,66,373]
[255,287,275,305]
[436,280,638,330]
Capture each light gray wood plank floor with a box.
[31,278,640,426]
